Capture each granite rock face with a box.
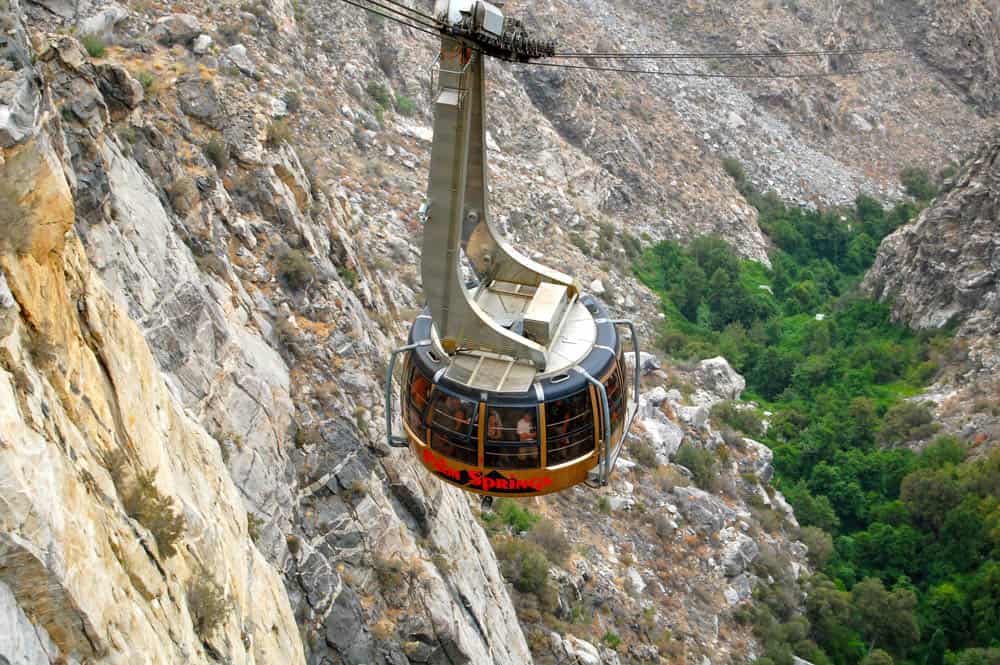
[0,10,304,662]
[865,132,1000,448]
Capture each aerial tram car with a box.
[385,0,639,497]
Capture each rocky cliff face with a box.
[3,2,534,663]
[0,3,304,662]
[864,131,1000,450]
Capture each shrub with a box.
[900,166,937,202]
[366,81,391,108]
[167,176,199,215]
[493,537,550,593]
[187,577,233,635]
[673,443,717,490]
[124,469,186,558]
[879,400,939,445]
[528,519,570,564]
[601,630,622,650]
[628,440,659,468]
[294,424,323,448]
[283,90,302,113]
[394,94,416,117]
[493,498,540,533]
[82,34,106,58]
[374,554,406,590]
[338,266,358,288]
[266,119,292,147]
[710,400,763,436]
[371,617,395,641]
[195,253,227,277]
[135,71,157,94]
[247,512,263,543]
[797,525,833,569]
[343,478,368,502]
[277,249,316,291]
[203,139,229,171]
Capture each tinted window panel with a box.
[485,406,538,469]
[428,392,479,465]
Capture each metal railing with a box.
[385,342,431,448]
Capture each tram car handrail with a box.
[385,342,429,448]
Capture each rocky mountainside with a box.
[864,130,1000,450]
[1,0,997,662]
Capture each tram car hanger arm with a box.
[384,1,636,498]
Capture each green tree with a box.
[900,468,962,532]
[861,649,895,665]
[851,578,920,655]
[879,401,939,445]
[919,436,967,469]
[925,582,971,648]
[805,574,856,660]
[969,562,1000,646]
[783,481,841,533]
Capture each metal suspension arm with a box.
[385,343,428,448]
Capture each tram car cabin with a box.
[386,1,636,497]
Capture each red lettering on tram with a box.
[422,450,553,492]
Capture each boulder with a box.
[26,0,76,18]
[624,351,660,374]
[589,278,606,295]
[691,356,745,401]
[177,77,223,129]
[720,529,759,577]
[625,567,646,594]
[562,635,601,665]
[0,272,18,340]
[78,3,128,41]
[192,34,213,55]
[223,44,256,77]
[637,409,684,462]
[149,13,201,46]
[672,485,736,533]
[645,385,669,406]
[0,69,41,148]
[96,63,143,111]
[738,438,774,483]
[0,580,62,664]
[725,574,754,605]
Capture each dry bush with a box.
[371,617,395,641]
[124,469,186,558]
[187,577,233,636]
[167,176,199,215]
[266,119,292,147]
[628,440,659,469]
[655,465,689,492]
[277,249,316,291]
[527,518,571,565]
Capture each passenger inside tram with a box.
[516,411,536,441]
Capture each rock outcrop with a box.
[864,131,1000,449]
[0,4,304,661]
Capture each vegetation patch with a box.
[277,249,316,291]
[124,469,186,558]
[81,34,106,58]
[638,184,998,664]
[187,577,233,636]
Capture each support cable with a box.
[548,44,910,59]
[515,59,904,79]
